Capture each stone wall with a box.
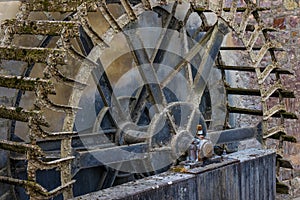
[258,0,300,198]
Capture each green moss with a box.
[16,107,23,113]
[42,0,50,11]
[62,76,68,82]
[194,8,206,12]
[282,135,297,143]
[22,22,35,34]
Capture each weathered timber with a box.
[262,27,278,32]
[0,75,55,94]
[209,127,257,145]
[277,158,293,169]
[220,46,284,51]
[194,7,270,12]
[0,140,43,155]
[0,175,75,198]
[227,106,298,119]
[0,105,49,126]
[74,149,276,200]
[0,46,66,64]
[222,7,270,12]
[36,130,116,151]
[226,87,295,98]
[276,181,289,194]
[198,24,255,32]
[24,0,98,12]
[216,65,293,75]
[1,20,80,36]
[263,126,285,139]
[263,104,286,120]
[266,130,297,142]
[281,135,297,143]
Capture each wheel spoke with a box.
[91,60,128,123]
[183,7,193,25]
[192,12,209,39]
[192,20,229,103]
[130,85,148,123]
[181,26,193,86]
[99,1,122,32]
[124,28,179,134]
[160,24,215,89]
[120,0,137,21]
[124,31,167,109]
[93,107,117,133]
[150,2,178,63]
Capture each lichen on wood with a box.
[0,105,49,126]
[25,0,98,12]
[0,46,66,64]
[0,140,44,155]
[226,87,295,98]
[1,19,80,37]
[0,75,55,94]
[269,132,297,143]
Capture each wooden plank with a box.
[222,7,270,12]
[226,87,295,98]
[228,106,298,119]
[0,46,66,64]
[0,75,55,93]
[216,65,293,75]
[276,181,289,194]
[220,46,284,51]
[0,140,43,155]
[194,7,270,12]
[0,106,49,126]
[1,20,80,36]
[25,0,98,12]
[277,158,293,169]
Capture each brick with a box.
[273,17,286,29]
[272,0,284,7]
[289,16,299,28]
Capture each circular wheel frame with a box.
[0,0,295,199]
